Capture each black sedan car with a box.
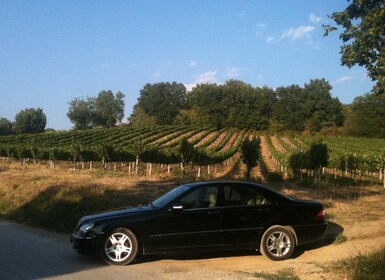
[71,181,327,265]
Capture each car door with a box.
[220,184,273,247]
[157,185,221,250]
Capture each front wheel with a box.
[101,228,138,265]
[260,226,295,261]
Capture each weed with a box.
[333,248,385,280]
[254,269,299,280]
[333,233,347,244]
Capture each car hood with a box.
[81,205,155,223]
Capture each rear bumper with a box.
[293,222,328,245]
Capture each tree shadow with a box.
[5,181,177,233]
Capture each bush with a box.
[268,172,283,182]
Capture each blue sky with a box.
[0,0,374,130]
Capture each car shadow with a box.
[292,221,344,258]
[134,249,260,265]
[133,221,344,264]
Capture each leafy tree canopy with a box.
[344,93,385,137]
[67,90,125,129]
[13,108,47,134]
[0,118,13,135]
[67,97,95,130]
[133,82,187,125]
[324,0,385,94]
[94,90,125,127]
[130,79,344,132]
[241,137,261,179]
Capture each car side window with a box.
[224,185,270,207]
[179,186,218,209]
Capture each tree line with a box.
[2,80,385,138]
[128,78,385,138]
[129,79,352,132]
[0,90,125,135]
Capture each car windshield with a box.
[152,184,191,208]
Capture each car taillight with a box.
[314,209,325,221]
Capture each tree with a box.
[0,118,13,135]
[289,152,310,180]
[189,83,227,128]
[272,85,306,131]
[95,143,114,169]
[303,79,344,131]
[67,97,95,130]
[344,93,385,137]
[308,142,329,182]
[128,104,157,126]
[67,90,125,129]
[241,137,261,179]
[224,81,275,130]
[179,138,195,172]
[324,0,385,94]
[13,108,47,134]
[134,82,187,125]
[94,90,125,127]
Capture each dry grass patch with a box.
[0,163,179,232]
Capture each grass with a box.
[332,248,385,280]
[333,232,348,244]
[0,164,179,232]
[254,269,299,280]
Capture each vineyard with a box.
[1,126,385,182]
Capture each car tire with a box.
[101,228,138,265]
[260,226,295,261]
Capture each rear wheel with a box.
[260,226,295,261]
[101,228,138,265]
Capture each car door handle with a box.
[208,211,220,215]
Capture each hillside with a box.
[1,126,385,185]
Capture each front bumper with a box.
[71,234,102,256]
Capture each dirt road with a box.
[0,220,255,280]
[2,219,384,280]
[2,214,385,280]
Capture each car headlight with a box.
[78,222,94,234]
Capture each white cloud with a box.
[189,61,197,67]
[256,23,266,29]
[154,70,162,78]
[255,22,267,37]
[266,36,275,43]
[335,76,353,84]
[281,25,315,40]
[184,83,196,92]
[225,67,247,79]
[309,13,321,24]
[195,71,218,84]
[184,71,219,91]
